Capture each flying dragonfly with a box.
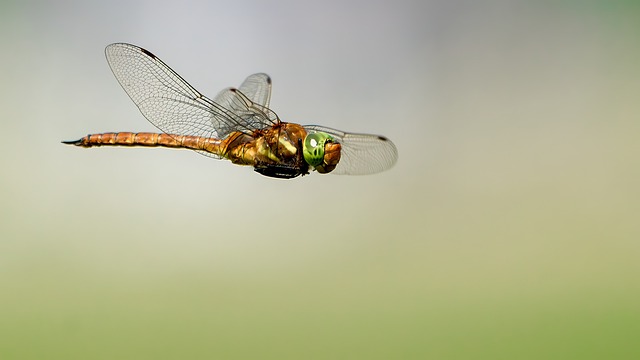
[63,43,398,179]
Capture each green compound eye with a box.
[303,132,333,167]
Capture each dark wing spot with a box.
[266,76,272,84]
[377,135,389,141]
[230,88,237,93]
[140,48,156,59]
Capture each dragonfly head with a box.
[303,132,342,174]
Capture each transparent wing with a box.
[304,125,398,175]
[211,73,277,138]
[237,73,272,108]
[104,43,277,157]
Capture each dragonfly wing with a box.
[304,125,398,175]
[212,73,277,138]
[104,43,274,157]
[238,73,272,108]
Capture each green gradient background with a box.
[1,0,639,358]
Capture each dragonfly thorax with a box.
[220,123,310,178]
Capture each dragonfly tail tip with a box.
[61,139,82,146]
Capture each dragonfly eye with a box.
[303,132,333,167]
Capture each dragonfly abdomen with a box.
[62,132,223,155]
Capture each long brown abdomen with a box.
[62,132,223,156]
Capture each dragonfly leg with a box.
[253,163,307,179]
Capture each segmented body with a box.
[71,132,224,152]
[68,123,311,177]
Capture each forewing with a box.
[104,43,273,156]
[304,125,398,175]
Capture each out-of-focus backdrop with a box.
[1,0,639,358]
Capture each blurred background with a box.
[1,0,639,358]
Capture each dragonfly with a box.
[63,43,397,179]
